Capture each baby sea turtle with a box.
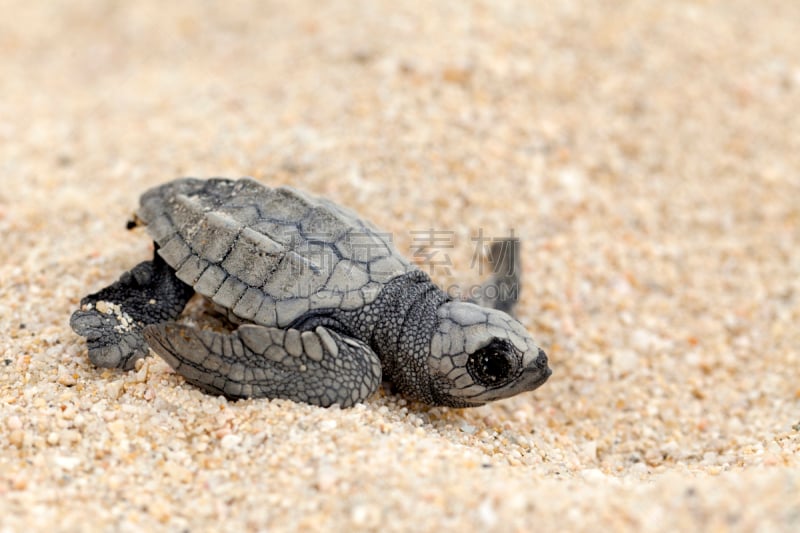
[70,178,551,407]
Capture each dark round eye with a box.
[467,339,513,386]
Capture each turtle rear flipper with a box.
[143,323,382,407]
[70,250,194,370]
[69,308,151,370]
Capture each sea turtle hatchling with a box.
[70,178,551,407]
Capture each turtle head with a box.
[426,301,551,407]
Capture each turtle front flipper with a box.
[70,250,194,370]
[143,323,383,407]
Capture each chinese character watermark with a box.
[470,228,518,277]
[410,228,455,275]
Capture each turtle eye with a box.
[467,339,513,386]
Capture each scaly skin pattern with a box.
[70,177,551,407]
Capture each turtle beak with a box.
[534,348,550,374]
[516,348,551,391]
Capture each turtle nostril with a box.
[535,348,548,369]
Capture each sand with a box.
[1,1,799,531]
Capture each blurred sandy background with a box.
[1,1,799,531]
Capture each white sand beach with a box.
[1,1,799,531]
